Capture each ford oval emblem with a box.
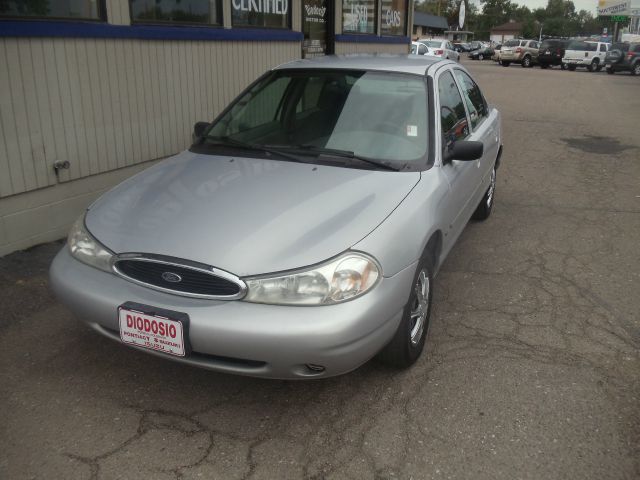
[161,272,182,283]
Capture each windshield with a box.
[200,70,428,168]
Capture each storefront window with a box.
[380,0,406,36]
[342,0,376,34]
[130,0,221,25]
[231,0,290,28]
[303,0,329,57]
[0,0,103,19]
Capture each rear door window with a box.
[453,69,488,130]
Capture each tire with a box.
[521,56,531,68]
[606,67,615,74]
[588,59,599,72]
[540,63,548,69]
[378,258,433,368]
[472,166,496,221]
[568,64,576,71]
[631,63,640,76]
[501,61,511,67]
[478,54,484,60]
[561,63,568,70]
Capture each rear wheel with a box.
[478,53,484,60]
[561,63,568,70]
[378,258,433,368]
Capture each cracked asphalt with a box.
[1,60,638,480]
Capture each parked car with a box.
[49,55,502,379]
[538,39,570,69]
[562,41,609,71]
[500,39,540,67]
[454,42,471,52]
[491,44,502,62]
[469,45,494,60]
[417,39,460,61]
[605,42,640,75]
[468,41,484,51]
[411,41,429,56]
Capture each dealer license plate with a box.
[119,306,186,356]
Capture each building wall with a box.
[0,0,413,256]
[490,33,518,43]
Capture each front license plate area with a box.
[118,302,191,357]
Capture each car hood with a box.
[86,151,420,276]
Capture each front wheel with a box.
[631,63,640,76]
[472,166,496,220]
[378,259,433,368]
[561,63,568,70]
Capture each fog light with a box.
[305,363,325,373]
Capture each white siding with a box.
[0,37,300,199]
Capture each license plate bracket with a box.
[118,301,191,357]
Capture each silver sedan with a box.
[50,55,502,379]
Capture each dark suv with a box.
[538,39,570,69]
[605,42,640,75]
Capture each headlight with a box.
[68,214,113,272]
[243,252,380,306]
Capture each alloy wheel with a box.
[410,270,430,345]
[487,168,496,208]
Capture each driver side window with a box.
[438,71,469,153]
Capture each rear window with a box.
[540,40,560,49]
[568,41,596,51]
[504,40,520,47]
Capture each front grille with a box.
[114,258,243,299]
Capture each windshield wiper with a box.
[203,136,308,163]
[262,144,400,172]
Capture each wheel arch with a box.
[422,230,443,274]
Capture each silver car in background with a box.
[50,55,502,379]
[413,39,460,61]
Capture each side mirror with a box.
[192,121,211,142]
[445,140,484,163]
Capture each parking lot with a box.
[1,58,639,480]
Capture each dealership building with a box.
[0,0,414,256]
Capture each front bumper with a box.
[50,247,415,379]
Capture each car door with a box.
[452,68,500,208]
[436,68,479,244]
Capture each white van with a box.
[563,41,609,72]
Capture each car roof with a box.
[275,54,445,76]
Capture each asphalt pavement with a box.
[1,59,638,480]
